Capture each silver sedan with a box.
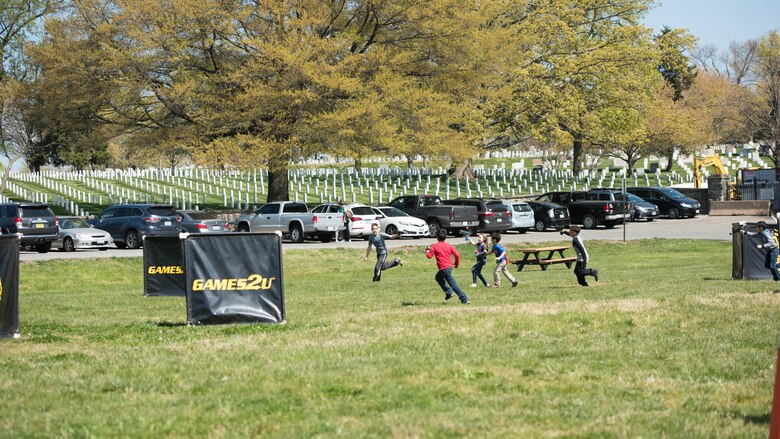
[54,217,114,252]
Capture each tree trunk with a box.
[406,155,414,168]
[266,154,290,202]
[453,158,473,179]
[664,148,675,172]
[354,157,362,175]
[572,136,583,174]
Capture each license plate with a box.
[461,221,468,226]
[212,226,221,230]
[35,223,44,228]
[497,218,502,222]
[695,210,699,214]
[165,221,172,226]
[328,226,337,231]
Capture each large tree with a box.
[487,0,658,174]
[32,0,486,201]
[0,0,59,190]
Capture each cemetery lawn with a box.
[1,239,778,437]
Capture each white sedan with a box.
[53,217,114,252]
[372,206,429,238]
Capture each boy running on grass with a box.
[560,225,599,286]
[425,229,470,304]
[364,222,402,282]
[490,232,518,288]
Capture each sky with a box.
[643,0,780,50]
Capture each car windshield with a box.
[21,207,52,217]
[351,206,375,215]
[183,211,217,220]
[379,207,408,217]
[148,206,178,216]
[626,193,643,203]
[62,218,90,229]
[658,188,686,199]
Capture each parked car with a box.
[88,204,182,249]
[536,191,626,229]
[236,201,344,243]
[625,193,659,221]
[585,189,636,222]
[177,210,230,233]
[0,202,59,253]
[498,200,535,233]
[442,198,512,234]
[311,203,382,239]
[526,201,570,231]
[371,206,429,238]
[387,195,479,236]
[627,186,701,219]
[53,217,113,252]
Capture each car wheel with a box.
[668,207,680,219]
[115,242,127,249]
[36,242,51,253]
[534,220,546,232]
[62,237,75,252]
[125,230,141,249]
[518,228,527,234]
[647,218,654,222]
[290,224,304,243]
[427,220,441,237]
[318,234,333,243]
[583,215,597,229]
[237,223,250,232]
[386,224,398,235]
[604,221,616,229]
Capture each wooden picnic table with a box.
[507,245,577,272]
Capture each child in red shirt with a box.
[425,229,470,304]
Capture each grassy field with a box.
[1,239,778,437]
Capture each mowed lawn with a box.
[1,239,779,437]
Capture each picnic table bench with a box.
[507,245,577,272]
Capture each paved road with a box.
[19,214,769,262]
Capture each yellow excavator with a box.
[693,155,729,189]
[693,155,742,200]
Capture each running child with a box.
[426,229,469,304]
[560,225,599,286]
[465,233,490,288]
[364,223,402,282]
[490,232,518,288]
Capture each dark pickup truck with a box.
[535,191,626,229]
[388,195,479,236]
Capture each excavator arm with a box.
[693,156,728,189]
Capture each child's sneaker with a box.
[484,284,491,288]
[492,284,500,288]
[462,300,470,304]
[593,270,599,282]
[397,258,404,266]
[445,292,454,301]
[470,283,477,288]
[511,280,518,288]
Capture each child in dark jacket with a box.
[466,233,490,287]
[560,225,599,286]
[425,229,469,304]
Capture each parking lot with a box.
[18,214,767,261]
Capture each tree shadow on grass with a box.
[401,301,427,307]
[731,411,769,426]
[155,321,188,327]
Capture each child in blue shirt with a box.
[490,232,518,288]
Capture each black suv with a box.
[0,203,59,253]
[88,204,182,249]
[627,187,701,219]
[442,198,512,233]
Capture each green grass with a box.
[0,239,778,437]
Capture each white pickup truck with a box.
[235,201,345,243]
